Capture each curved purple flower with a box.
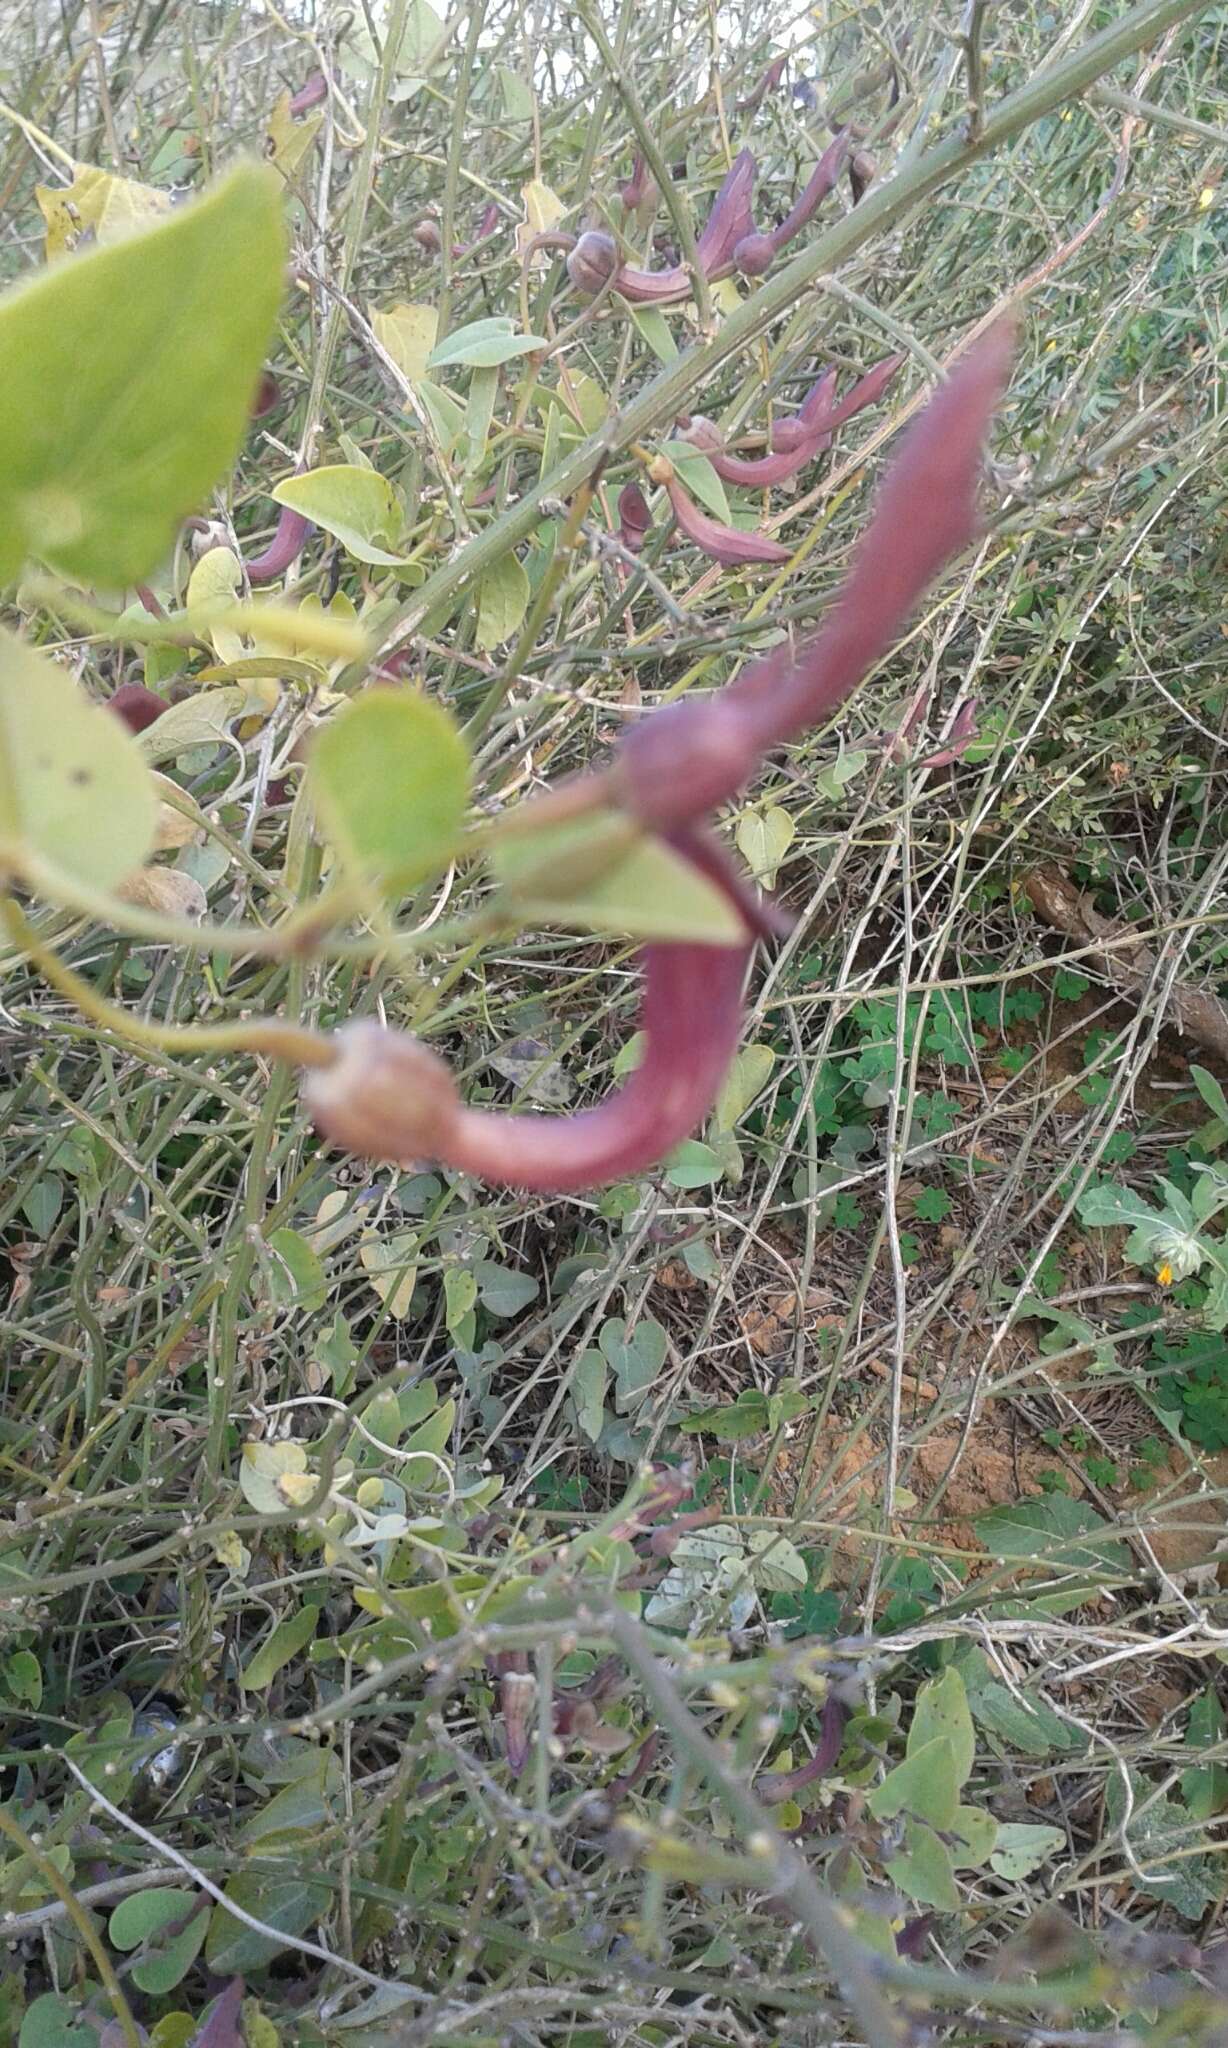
[245,503,314,584]
[303,325,1013,1196]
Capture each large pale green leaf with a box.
[867,1737,958,1829]
[271,465,409,566]
[204,1868,333,1972]
[908,1667,975,1788]
[0,629,156,890]
[309,688,469,886]
[491,813,746,944]
[475,550,530,649]
[0,163,284,585]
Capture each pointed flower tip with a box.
[666,473,791,567]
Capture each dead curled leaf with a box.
[739,1284,837,1356]
[116,866,208,920]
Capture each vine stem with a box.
[299,0,411,458]
[0,1803,141,2048]
[576,0,713,328]
[369,0,1207,673]
[599,1600,907,2048]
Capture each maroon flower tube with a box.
[615,322,1013,830]
[108,682,168,734]
[665,471,791,566]
[245,503,314,584]
[305,936,749,1195]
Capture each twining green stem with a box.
[300,0,410,447]
[369,0,1207,670]
[602,1601,906,2048]
[437,0,487,339]
[205,839,322,1481]
[0,1805,141,2048]
[576,0,713,328]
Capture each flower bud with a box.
[304,1020,459,1164]
[617,482,652,553]
[732,232,774,277]
[567,230,620,296]
[413,218,443,253]
[680,415,724,454]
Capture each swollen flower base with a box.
[304,323,1014,1195]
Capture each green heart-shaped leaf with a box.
[0,162,284,585]
[309,687,469,887]
[271,464,410,565]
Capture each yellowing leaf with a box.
[271,465,409,566]
[266,90,324,182]
[475,551,530,649]
[372,301,439,387]
[360,1231,418,1318]
[0,162,285,586]
[36,164,171,260]
[0,628,157,892]
[735,803,795,888]
[517,177,566,261]
[187,545,244,661]
[115,866,208,921]
[239,1439,308,1516]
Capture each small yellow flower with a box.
[1157,1263,1174,1288]
[1198,187,1216,211]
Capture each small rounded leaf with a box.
[309,688,469,888]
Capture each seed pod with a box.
[413,218,443,253]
